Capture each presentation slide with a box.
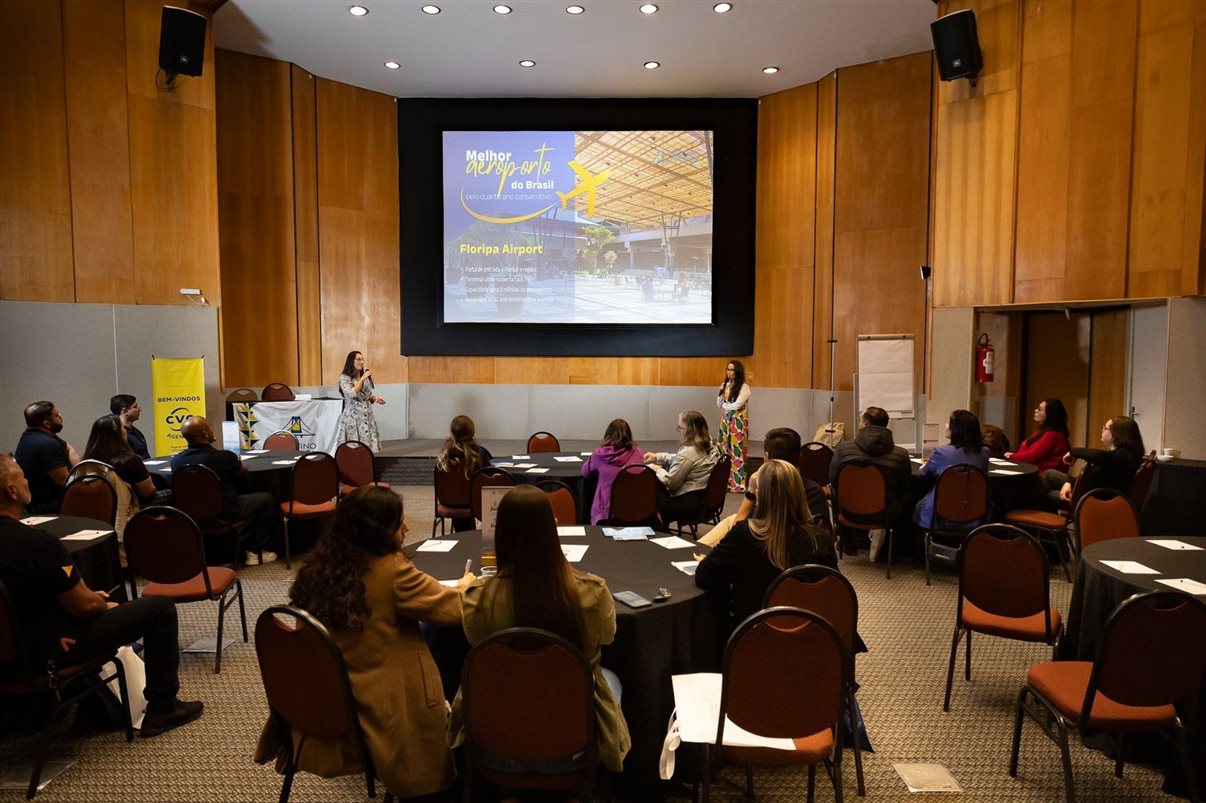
[442,130,714,325]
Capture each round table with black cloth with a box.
[36,515,124,600]
[410,527,721,794]
[1057,535,1206,799]
[489,451,598,524]
[147,450,306,501]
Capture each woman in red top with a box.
[1006,398,1070,472]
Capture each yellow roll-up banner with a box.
[151,357,206,455]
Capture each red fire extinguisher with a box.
[976,333,995,383]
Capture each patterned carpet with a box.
[0,487,1185,802]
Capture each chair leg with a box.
[111,657,134,742]
[701,743,711,803]
[806,763,816,803]
[283,518,292,569]
[1054,717,1076,803]
[1009,686,1028,776]
[1174,719,1201,803]
[26,695,59,799]
[885,527,894,579]
[849,691,866,795]
[964,630,972,681]
[744,765,754,799]
[1054,529,1071,582]
[278,768,295,803]
[944,625,962,712]
[236,580,249,642]
[1114,732,1124,778]
[214,592,227,674]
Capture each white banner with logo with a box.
[234,400,342,454]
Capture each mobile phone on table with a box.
[613,590,653,608]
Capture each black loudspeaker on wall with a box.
[931,9,983,86]
[158,6,207,78]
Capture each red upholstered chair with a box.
[536,479,578,525]
[255,606,383,803]
[264,431,299,451]
[261,383,295,401]
[834,461,897,578]
[124,506,247,674]
[945,524,1062,712]
[1073,488,1139,554]
[469,466,516,523]
[1127,451,1156,513]
[922,464,990,585]
[765,566,866,796]
[60,475,118,527]
[0,580,133,799]
[606,465,660,528]
[662,456,730,539]
[701,607,849,803]
[460,627,603,802]
[433,465,474,537]
[526,431,561,454]
[1004,463,1089,581]
[280,453,338,568]
[797,441,834,487]
[171,464,249,567]
[335,440,390,498]
[1010,591,1206,803]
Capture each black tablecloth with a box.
[30,515,124,599]
[411,527,720,791]
[148,450,304,500]
[1141,458,1206,535]
[490,451,597,524]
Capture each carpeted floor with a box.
[0,487,1184,802]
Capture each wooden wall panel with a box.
[754,84,817,389]
[125,0,220,307]
[1024,311,1091,447]
[63,0,135,304]
[812,72,838,390]
[216,51,298,388]
[933,0,1020,308]
[1193,3,1206,296]
[292,66,323,386]
[317,79,405,386]
[0,1,74,302]
[1087,307,1129,439]
[831,53,932,392]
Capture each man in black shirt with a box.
[0,454,202,736]
[13,401,80,513]
[110,394,150,459]
[170,416,279,566]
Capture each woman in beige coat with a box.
[255,486,472,799]
[448,485,631,773]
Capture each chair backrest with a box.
[461,627,597,784]
[763,565,858,661]
[225,387,258,403]
[470,466,516,522]
[261,383,295,401]
[67,459,136,534]
[123,506,211,592]
[702,455,731,519]
[536,480,578,525]
[608,465,659,525]
[958,524,1052,624]
[835,461,887,519]
[719,607,847,747]
[264,431,299,451]
[171,464,229,523]
[290,453,339,506]
[797,442,833,486]
[335,440,376,487]
[61,475,118,526]
[255,606,376,769]
[1084,591,1206,720]
[930,464,989,528]
[526,431,561,454]
[1127,451,1156,511]
[434,465,472,508]
[1074,488,1139,551]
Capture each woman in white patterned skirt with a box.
[337,350,384,451]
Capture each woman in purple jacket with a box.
[582,419,644,525]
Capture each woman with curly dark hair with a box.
[435,415,493,532]
[254,487,472,799]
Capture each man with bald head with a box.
[0,454,203,736]
[170,416,278,565]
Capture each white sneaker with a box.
[244,550,279,566]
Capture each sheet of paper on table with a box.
[1148,539,1204,551]
[553,456,582,462]
[143,460,167,466]
[513,463,537,469]
[1100,560,1159,575]
[525,467,550,474]
[603,527,652,540]
[439,579,459,588]
[511,455,530,460]
[893,763,963,793]
[990,469,1023,476]
[671,674,796,749]
[580,451,593,456]
[416,539,458,553]
[1156,578,1206,595]
[557,526,587,537]
[246,449,268,454]
[21,516,57,526]
[671,560,699,576]
[61,530,112,541]
[650,535,695,550]
[989,457,1013,465]
[910,457,924,464]
[561,544,589,563]
[272,460,297,466]
[493,462,516,467]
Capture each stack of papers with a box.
[602,527,653,541]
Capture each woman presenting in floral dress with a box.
[716,359,750,492]
[338,350,384,451]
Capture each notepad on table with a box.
[1148,539,1204,551]
[1100,560,1159,575]
[650,535,695,550]
[21,516,57,526]
[553,456,582,462]
[62,530,112,541]
[415,539,458,553]
[526,467,550,474]
[1156,578,1206,595]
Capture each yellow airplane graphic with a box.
[556,161,611,218]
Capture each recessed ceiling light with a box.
[639,3,659,14]
[643,60,660,70]
[493,3,512,13]
[348,5,368,16]
[421,4,441,13]
[385,61,401,69]
[713,2,733,11]
[566,4,585,13]
[762,66,779,74]
[519,59,535,67]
